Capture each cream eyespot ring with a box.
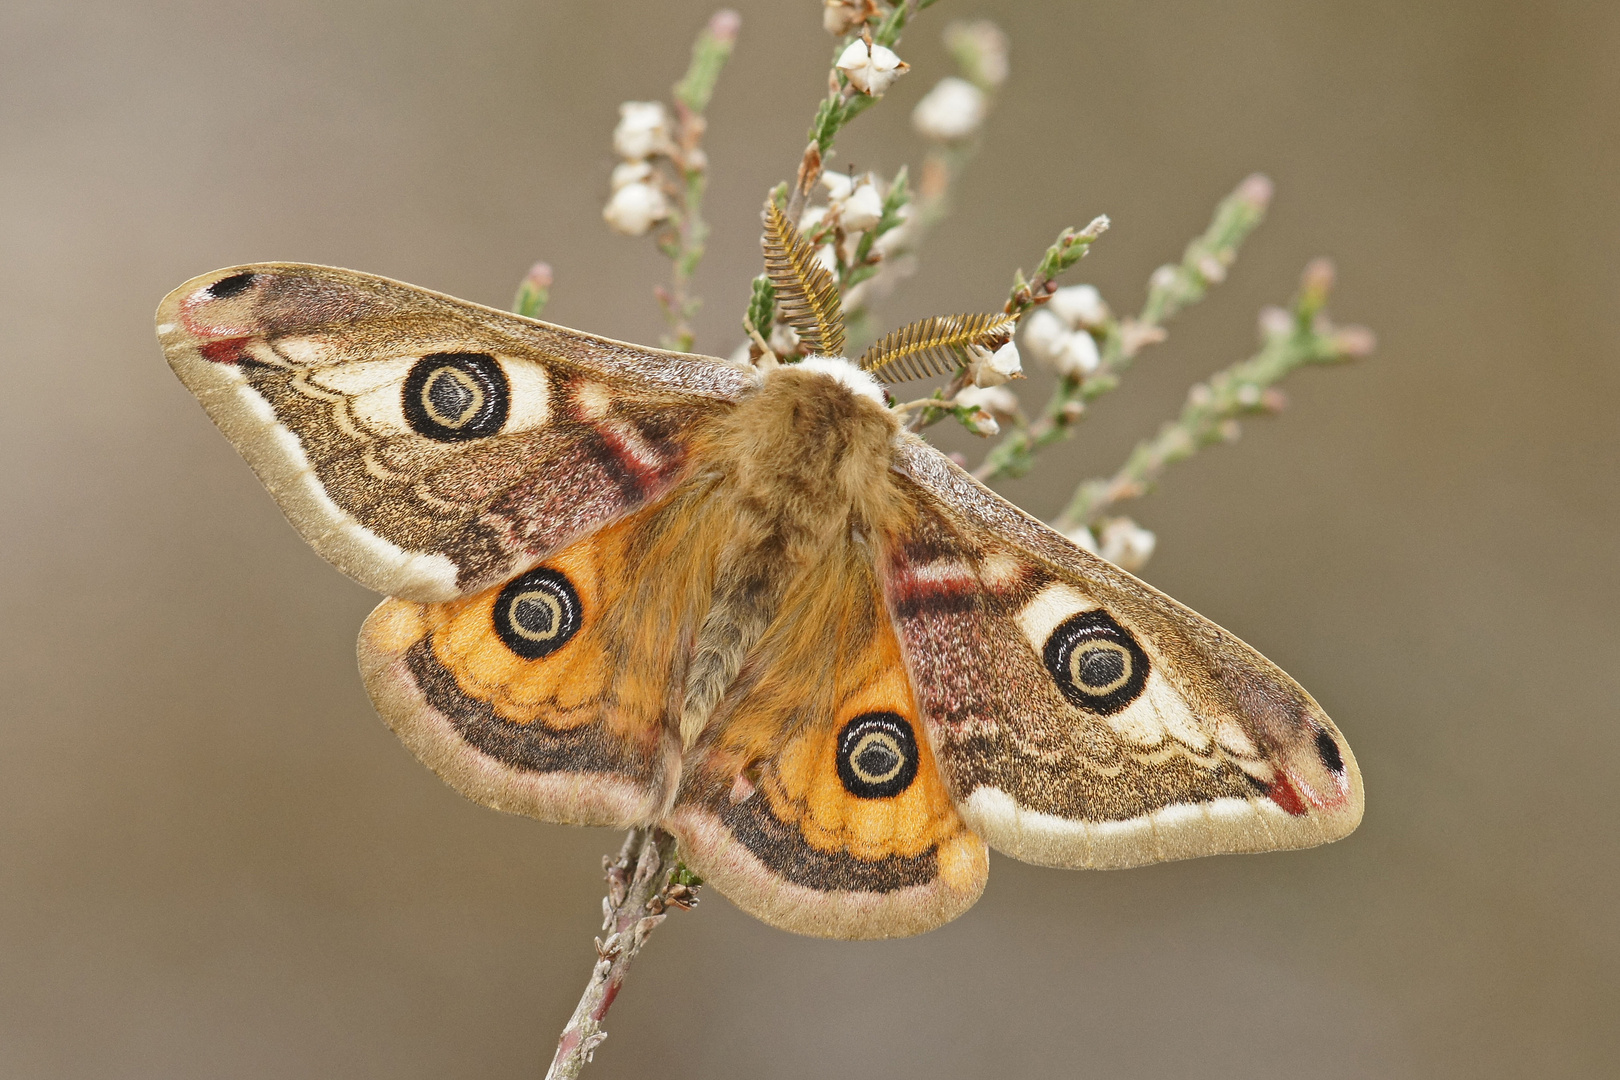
[493,567,582,659]
[403,352,510,441]
[1070,638,1133,695]
[1043,609,1149,715]
[836,712,919,799]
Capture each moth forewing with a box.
[157,263,749,602]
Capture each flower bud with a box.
[514,261,553,319]
[820,171,854,203]
[1062,524,1100,555]
[944,19,1010,89]
[912,77,987,141]
[960,407,1000,437]
[521,261,553,293]
[1053,331,1101,377]
[1047,284,1109,329]
[954,384,1019,420]
[602,182,669,236]
[612,101,670,160]
[1236,172,1274,210]
[610,160,654,191]
[707,9,741,46]
[968,340,1022,387]
[823,0,865,36]
[1097,518,1156,572]
[837,39,908,96]
[768,321,800,357]
[841,179,884,231]
[1257,305,1294,340]
[871,204,912,258]
[1332,325,1378,357]
[1021,308,1069,363]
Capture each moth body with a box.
[675,360,906,750]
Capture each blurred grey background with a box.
[3,1,1616,1076]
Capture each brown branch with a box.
[544,827,698,1080]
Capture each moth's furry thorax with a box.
[710,361,908,552]
[671,361,908,751]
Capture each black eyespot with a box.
[493,567,581,659]
[403,352,509,441]
[1315,729,1345,774]
[836,712,919,800]
[1043,609,1149,715]
[208,272,256,299]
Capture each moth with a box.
[158,208,1361,939]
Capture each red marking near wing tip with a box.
[200,337,251,364]
[1287,768,1350,811]
[1266,773,1310,816]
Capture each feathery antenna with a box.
[857,312,1018,383]
[761,200,846,358]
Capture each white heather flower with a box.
[1047,284,1109,329]
[820,171,854,203]
[1062,524,1100,555]
[841,179,884,231]
[1053,329,1101,377]
[768,321,800,357]
[967,339,1022,387]
[1025,307,1101,377]
[799,206,829,234]
[954,383,1018,419]
[871,204,912,257]
[960,407,1000,437]
[612,101,670,160]
[837,39,908,96]
[1097,518,1156,572]
[823,0,864,36]
[814,244,839,276]
[728,341,753,367]
[1258,305,1294,339]
[610,160,654,191]
[602,181,669,236]
[912,77,987,141]
[1021,308,1069,363]
[839,229,863,265]
[946,20,1010,89]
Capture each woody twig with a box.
[543,828,699,1080]
[1054,259,1374,533]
